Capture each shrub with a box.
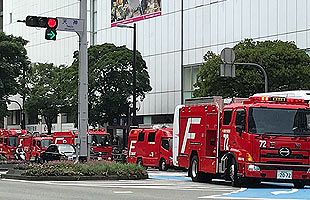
[21,161,148,180]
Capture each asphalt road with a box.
[0,169,309,200]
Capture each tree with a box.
[25,63,74,134]
[71,43,152,126]
[0,32,29,119]
[194,39,310,98]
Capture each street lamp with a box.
[117,23,137,126]
[0,98,24,129]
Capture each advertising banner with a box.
[111,0,162,27]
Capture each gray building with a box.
[2,0,310,131]
[0,0,3,32]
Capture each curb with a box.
[1,174,149,181]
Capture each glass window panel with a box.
[183,67,192,91]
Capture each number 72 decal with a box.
[223,134,229,150]
[259,140,266,148]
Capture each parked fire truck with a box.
[0,129,26,160]
[128,127,173,171]
[53,129,112,160]
[89,129,112,161]
[18,134,53,161]
[53,131,75,145]
[173,96,310,188]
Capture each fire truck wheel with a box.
[293,182,305,189]
[137,158,147,169]
[159,158,168,171]
[190,155,204,182]
[229,158,241,187]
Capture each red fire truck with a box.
[128,127,173,171]
[18,134,53,161]
[88,129,112,160]
[53,130,113,160]
[0,129,26,160]
[53,131,76,145]
[173,96,310,188]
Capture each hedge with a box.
[15,161,148,180]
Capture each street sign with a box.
[221,48,235,64]
[45,29,57,40]
[220,63,235,77]
[57,17,84,32]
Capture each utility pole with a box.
[116,23,137,126]
[78,0,89,161]
[132,23,137,126]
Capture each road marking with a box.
[198,196,301,200]
[113,191,133,194]
[271,189,298,195]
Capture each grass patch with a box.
[17,161,147,180]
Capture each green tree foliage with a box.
[0,32,29,118]
[194,39,310,98]
[71,43,152,126]
[25,63,74,134]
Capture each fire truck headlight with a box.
[248,164,260,172]
[307,168,310,173]
[245,153,254,162]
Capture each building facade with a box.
[2,0,310,131]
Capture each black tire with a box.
[137,158,143,166]
[189,155,204,182]
[137,158,148,170]
[229,158,241,187]
[293,182,305,189]
[159,158,168,171]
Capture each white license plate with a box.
[277,170,292,179]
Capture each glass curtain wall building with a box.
[2,0,310,129]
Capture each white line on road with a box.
[271,189,298,195]
[113,191,133,194]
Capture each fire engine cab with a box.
[89,129,112,161]
[0,129,26,160]
[128,127,173,171]
[173,96,310,188]
[18,134,53,161]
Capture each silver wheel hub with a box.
[192,160,198,178]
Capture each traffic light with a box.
[25,16,48,28]
[45,29,57,40]
[25,16,58,40]
[45,18,58,40]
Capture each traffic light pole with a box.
[20,2,89,161]
[77,0,89,161]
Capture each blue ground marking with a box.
[149,175,191,181]
[223,187,310,200]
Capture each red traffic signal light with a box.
[47,18,58,29]
[25,16,58,29]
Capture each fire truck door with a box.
[144,131,158,166]
[220,109,233,151]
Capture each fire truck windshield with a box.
[248,107,310,135]
[9,136,18,147]
[92,135,111,146]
